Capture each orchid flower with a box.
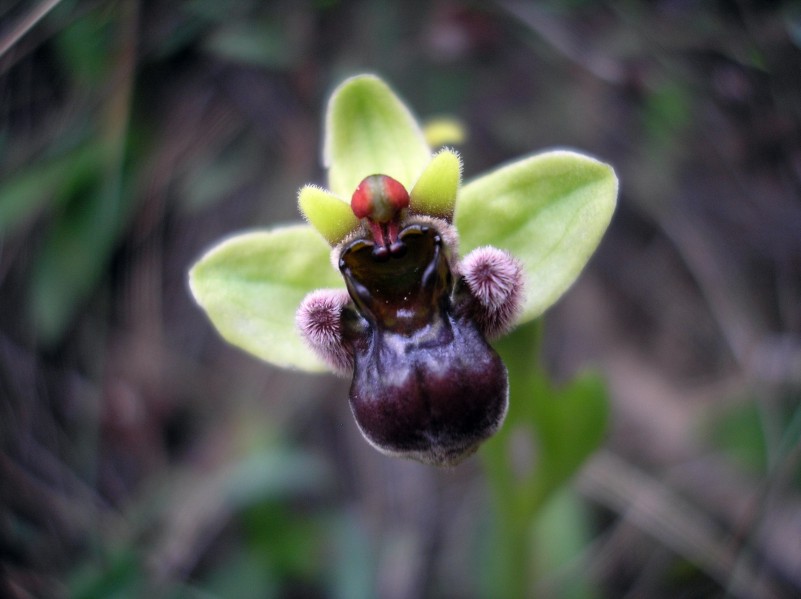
[189,75,618,466]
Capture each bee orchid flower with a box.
[189,75,618,467]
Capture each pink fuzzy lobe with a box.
[296,289,353,374]
[460,247,524,339]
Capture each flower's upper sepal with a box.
[302,78,462,245]
[324,75,431,197]
[456,150,618,323]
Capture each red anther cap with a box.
[351,174,410,223]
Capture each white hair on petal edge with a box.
[331,215,460,269]
[296,289,353,374]
[403,214,460,261]
[460,247,524,339]
[330,223,370,271]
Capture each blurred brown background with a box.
[1,1,800,597]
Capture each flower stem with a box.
[480,320,545,597]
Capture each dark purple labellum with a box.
[338,224,508,467]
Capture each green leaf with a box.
[0,143,103,235]
[297,184,359,245]
[30,155,129,345]
[480,320,608,598]
[54,10,115,85]
[324,75,431,198]
[489,322,609,508]
[409,148,462,220]
[530,372,609,497]
[531,489,599,599]
[457,150,618,323]
[189,225,343,372]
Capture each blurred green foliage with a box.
[2,0,800,597]
[481,321,608,597]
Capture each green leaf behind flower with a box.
[457,150,617,324]
[324,75,430,198]
[189,225,343,372]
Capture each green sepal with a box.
[324,74,431,198]
[409,148,462,221]
[189,225,344,372]
[298,185,359,245]
[457,150,618,323]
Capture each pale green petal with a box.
[409,148,462,220]
[324,74,431,198]
[298,184,359,245]
[457,150,618,323]
[189,225,344,372]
